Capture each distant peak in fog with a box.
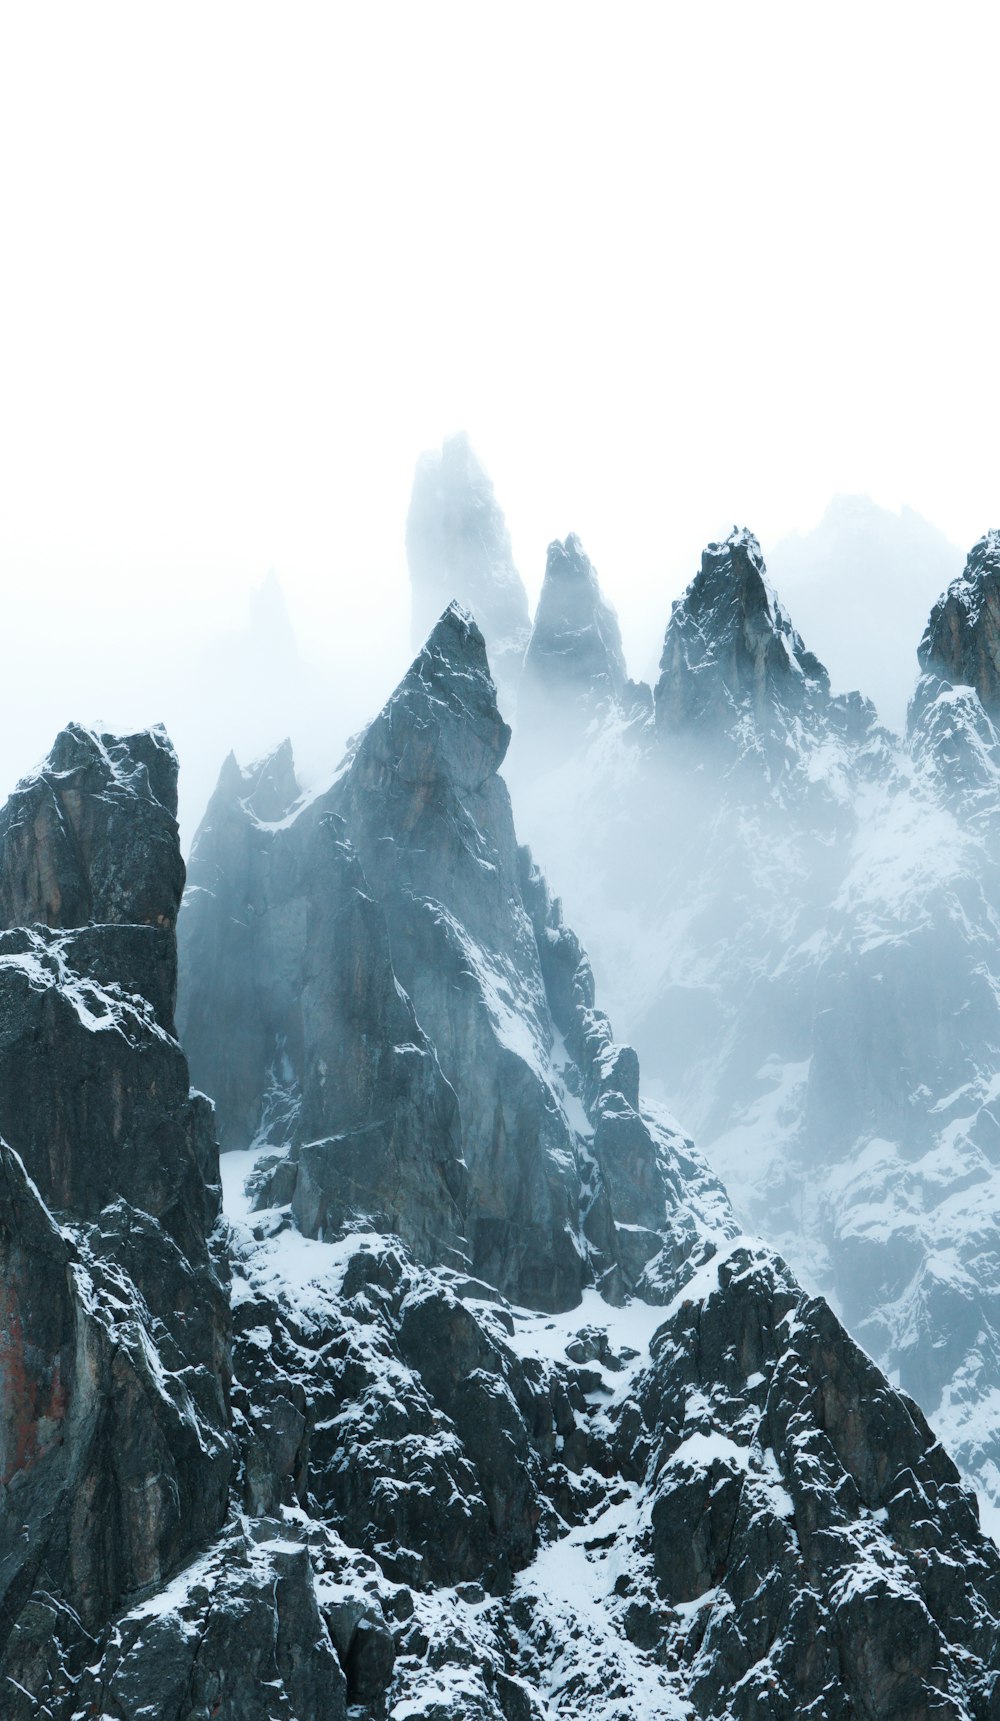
[766,495,964,731]
[406,432,531,702]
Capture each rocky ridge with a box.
[167,608,1000,1717]
[502,503,1000,1526]
[7,593,1000,1715]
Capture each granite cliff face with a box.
[918,529,1000,714]
[175,605,1000,1717]
[0,727,232,1710]
[180,604,700,1312]
[9,589,1000,1716]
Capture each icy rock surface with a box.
[507,522,1000,1519]
[518,534,651,759]
[180,603,703,1312]
[10,621,1000,1715]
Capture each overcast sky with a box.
[1,3,998,822]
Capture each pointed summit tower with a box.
[654,527,831,748]
[917,528,1000,712]
[405,433,531,710]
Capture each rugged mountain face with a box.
[505,519,1000,1529]
[0,727,232,1708]
[180,603,702,1312]
[518,535,650,755]
[9,643,1000,1716]
[406,432,531,708]
[918,528,1000,713]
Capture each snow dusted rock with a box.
[11,685,1000,1714]
[181,603,695,1309]
[0,722,186,1027]
[0,728,233,1703]
[919,529,1000,713]
[654,526,878,781]
[505,518,1000,1529]
[406,431,531,710]
[518,535,651,758]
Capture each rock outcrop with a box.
[406,432,531,708]
[505,517,1000,1536]
[0,727,232,1705]
[180,604,698,1311]
[918,529,1000,713]
[9,655,1000,1717]
[518,534,650,758]
[653,527,877,780]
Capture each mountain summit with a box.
[406,433,531,706]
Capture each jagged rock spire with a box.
[0,722,184,933]
[405,433,530,705]
[522,534,629,705]
[918,529,1000,711]
[353,600,511,795]
[655,527,830,744]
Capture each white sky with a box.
[1,2,999,821]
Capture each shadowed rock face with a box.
[0,722,186,1030]
[9,672,1000,1717]
[0,727,232,1691]
[518,535,651,757]
[182,605,643,1308]
[918,529,1000,712]
[654,527,836,763]
[406,432,531,705]
[524,535,629,706]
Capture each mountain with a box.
[406,432,532,710]
[9,590,1000,1715]
[517,534,651,761]
[172,604,1000,1717]
[505,519,1000,1535]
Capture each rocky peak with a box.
[654,527,831,750]
[405,433,531,703]
[0,722,184,933]
[353,600,511,796]
[917,528,1000,711]
[238,737,300,822]
[523,533,633,709]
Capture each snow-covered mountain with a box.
[6,454,1000,1715]
[491,487,1000,1529]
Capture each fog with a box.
[1,3,998,849]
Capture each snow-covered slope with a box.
[169,601,1000,1716]
[505,520,1000,1527]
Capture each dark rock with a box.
[918,528,1000,711]
[519,535,649,754]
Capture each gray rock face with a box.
[0,721,185,1027]
[0,727,232,1700]
[918,529,1000,712]
[518,535,650,758]
[9,672,1000,1717]
[181,604,689,1310]
[506,516,1000,1531]
[654,527,843,771]
[406,432,531,707]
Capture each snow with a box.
[221,1144,385,1316]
